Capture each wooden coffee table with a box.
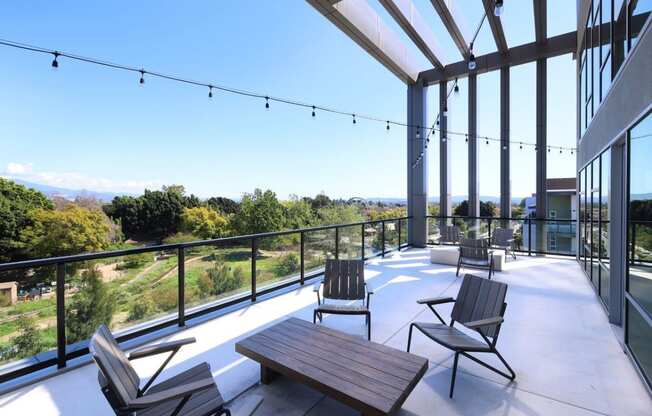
[235,317,428,415]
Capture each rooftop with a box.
[1,249,649,415]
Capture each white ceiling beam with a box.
[306,0,422,83]
[429,0,472,59]
[378,0,445,69]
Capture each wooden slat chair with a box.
[313,259,374,340]
[457,238,495,279]
[89,325,240,416]
[407,274,515,398]
[491,228,517,260]
[438,225,462,245]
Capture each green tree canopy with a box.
[0,179,54,261]
[232,189,285,235]
[453,200,497,217]
[206,196,240,215]
[65,267,115,343]
[22,206,111,258]
[316,205,364,226]
[283,196,315,229]
[179,206,228,239]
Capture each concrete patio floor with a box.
[0,248,650,415]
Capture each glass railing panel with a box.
[338,225,362,260]
[384,221,399,252]
[185,241,252,312]
[255,234,300,292]
[65,250,179,354]
[364,222,383,258]
[399,218,408,247]
[304,229,335,276]
[0,265,57,370]
[427,218,440,244]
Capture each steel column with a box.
[407,82,428,247]
[440,80,452,219]
[536,59,548,220]
[500,67,511,220]
[468,73,479,218]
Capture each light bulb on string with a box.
[465,134,468,143]
[352,114,356,124]
[494,0,504,17]
[265,96,270,110]
[386,121,390,131]
[519,142,523,150]
[51,51,59,69]
[208,85,213,98]
[312,106,316,117]
[454,79,459,95]
[139,69,145,85]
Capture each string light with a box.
[486,138,489,145]
[454,79,459,94]
[465,134,468,143]
[520,142,523,150]
[51,51,59,69]
[494,0,504,16]
[468,52,477,71]
[0,38,577,168]
[416,127,420,139]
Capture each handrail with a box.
[0,216,412,271]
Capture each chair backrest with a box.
[459,238,490,261]
[89,325,141,411]
[492,228,513,246]
[440,226,461,243]
[323,259,365,301]
[452,274,508,338]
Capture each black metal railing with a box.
[0,216,411,385]
[426,215,578,257]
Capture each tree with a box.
[138,189,186,239]
[232,189,285,235]
[103,195,142,238]
[367,207,407,221]
[22,206,111,258]
[0,178,54,261]
[316,205,364,226]
[206,197,240,216]
[275,252,300,276]
[66,267,115,343]
[179,207,228,239]
[8,317,45,359]
[453,200,497,217]
[283,196,315,229]
[311,193,331,210]
[205,263,245,295]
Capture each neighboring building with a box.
[525,178,578,219]
[0,282,18,306]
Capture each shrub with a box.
[65,267,115,344]
[151,285,178,312]
[205,263,245,295]
[120,252,152,269]
[275,252,300,276]
[5,317,44,360]
[127,294,155,321]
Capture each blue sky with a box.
[0,0,576,200]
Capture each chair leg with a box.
[450,352,459,398]
[407,324,414,352]
[456,259,461,277]
[494,349,516,380]
[367,313,371,341]
[313,310,317,324]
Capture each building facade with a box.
[576,0,652,391]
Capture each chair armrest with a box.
[465,316,504,330]
[365,281,375,295]
[128,338,196,360]
[127,378,214,409]
[417,296,455,305]
[313,281,323,292]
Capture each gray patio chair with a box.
[313,259,374,340]
[438,225,462,245]
[457,238,495,280]
[491,228,517,260]
[89,325,263,416]
[407,273,515,398]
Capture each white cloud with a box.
[2,162,161,193]
[6,162,33,174]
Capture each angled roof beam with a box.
[534,0,547,44]
[306,0,421,83]
[429,0,471,59]
[379,0,445,69]
[481,0,508,54]
[419,30,576,85]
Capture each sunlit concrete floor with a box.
[1,248,650,415]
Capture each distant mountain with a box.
[364,196,527,205]
[7,179,129,202]
[631,193,652,201]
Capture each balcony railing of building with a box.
[0,217,411,387]
[427,216,578,257]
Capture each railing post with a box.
[381,221,386,258]
[56,262,66,369]
[631,222,636,264]
[300,231,305,285]
[178,247,185,327]
[398,219,402,250]
[251,238,257,302]
[528,218,532,256]
[335,227,339,260]
[488,218,492,241]
[361,224,365,261]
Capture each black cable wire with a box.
[0,37,578,159]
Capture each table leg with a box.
[260,365,279,385]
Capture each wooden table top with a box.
[235,317,428,415]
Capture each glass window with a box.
[601,53,612,101]
[628,111,652,317]
[581,57,586,136]
[613,0,627,72]
[629,0,652,51]
[591,159,601,288]
[627,303,652,386]
[600,150,610,307]
[580,169,585,264]
[593,26,601,108]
